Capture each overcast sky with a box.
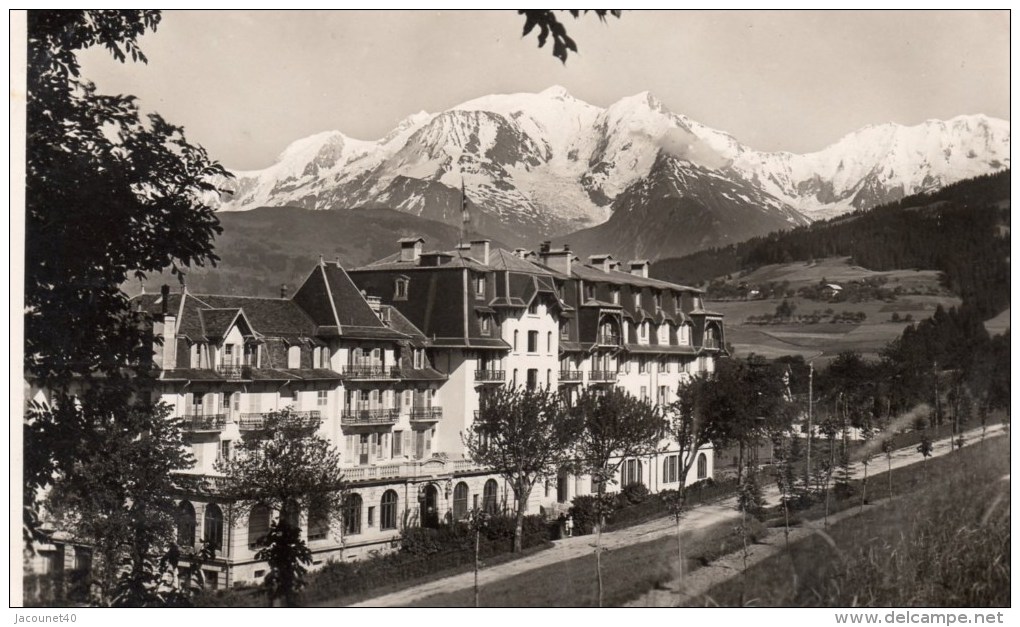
[77,10,1010,171]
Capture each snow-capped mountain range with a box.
[218,86,1009,257]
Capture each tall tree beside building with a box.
[24,10,226,543]
[35,401,202,606]
[463,386,582,553]
[215,409,348,607]
[570,388,662,606]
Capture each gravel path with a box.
[348,425,1005,607]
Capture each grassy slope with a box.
[695,435,1010,607]
[709,257,961,361]
[404,435,1008,607]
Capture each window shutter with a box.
[203,393,216,415]
[403,431,412,455]
[345,435,354,460]
[370,433,378,458]
[184,393,194,415]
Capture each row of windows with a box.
[662,453,708,484]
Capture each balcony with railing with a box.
[588,369,618,383]
[474,369,506,383]
[558,370,583,383]
[409,407,443,423]
[702,338,720,350]
[216,364,252,379]
[341,365,401,380]
[596,334,621,346]
[180,414,228,432]
[340,408,399,426]
[237,410,322,431]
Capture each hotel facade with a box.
[111,238,725,587]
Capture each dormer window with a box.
[674,293,682,311]
[480,314,492,336]
[560,321,569,339]
[413,349,425,369]
[528,299,539,315]
[654,292,662,311]
[287,345,301,369]
[394,278,409,300]
[318,347,330,369]
[585,283,595,301]
[611,287,620,304]
[639,322,648,342]
[474,274,486,299]
[634,291,642,309]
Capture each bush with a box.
[618,482,650,506]
[568,494,616,535]
[23,569,90,607]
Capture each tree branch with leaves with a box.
[463,386,581,553]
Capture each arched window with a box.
[380,490,399,530]
[453,482,469,520]
[482,479,498,514]
[203,503,224,550]
[248,503,271,549]
[177,501,196,548]
[308,507,330,541]
[343,494,362,535]
[513,330,519,352]
[697,453,708,480]
[287,345,301,369]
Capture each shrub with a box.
[569,494,616,535]
[618,482,650,506]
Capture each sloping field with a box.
[730,257,948,293]
[709,258,963,359]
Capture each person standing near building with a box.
[565,514,574,537]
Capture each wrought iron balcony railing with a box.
[237,410,322,431]
[409,407,443,422]
[474,369,506,382]
[180,414,228,432]
[216,365,251,379]
[703,338,720,350]
[341,365,401,379]
[588,370,618,382]
[340,408,399,426]
[558,370,583,382]
[596,334,621,345]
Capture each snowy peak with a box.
[217,88,1009,250]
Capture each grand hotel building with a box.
[90,238,724,587]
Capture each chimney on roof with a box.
[589,254,614,273]
[539,241,551,254]
[160,284,170,316]
[470,239,490,265]
[399,236,425,263]
[512,247,529,258]
[540,244,573,275]
[630,260,650,278]
[280,284,288,299]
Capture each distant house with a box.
[823,283,843,299]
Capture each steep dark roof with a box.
[193,295,316,337]
[197,308,245,340]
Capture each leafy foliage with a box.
[653,171,1010,318]
[571,387,663,496]
[215,408,348,605]
[463,386,581,552]
[255,521,313,607]
[24,10,227,552]
[518,10,622,63]
[36,399,201,604]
